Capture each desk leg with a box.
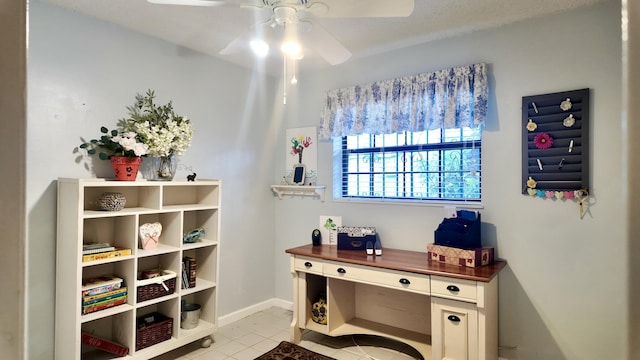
[290,260,302,344]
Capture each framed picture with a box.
[319,216,341,245]
[285,127,317,185]
[292,164,306,185]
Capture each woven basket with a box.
[135,312,172,351]
[136,272,176,303]
[97,192,126,211]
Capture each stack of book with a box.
[82,242,131,262]
[181,257,196,289]
[81,275,127,315]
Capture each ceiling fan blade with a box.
[218,16,275,55]
[218,34,252,55]
[302,21,351,65]
[147,0,228,7]
[306,0,414,18]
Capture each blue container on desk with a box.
[337,227,378,250]
[434,210,481,250]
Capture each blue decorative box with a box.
[337,227,378,250]
[434,210,481,250]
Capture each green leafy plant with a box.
[79,126,149,160]
[118,89,193,158]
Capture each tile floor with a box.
[151,307,423,360]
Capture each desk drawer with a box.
[431,276,477,302]
[324,262,359,280]
[294,256,324,275]
[324,262,430,294]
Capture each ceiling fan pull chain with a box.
[283,54,287,105]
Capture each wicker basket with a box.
[97,192,126,211]
[135,312,173,351]
[136,270,176,303]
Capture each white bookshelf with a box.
[55,178,221,360]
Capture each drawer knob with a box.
[337,267,346,274]
[399,278,411,285]
[446,285,460,292]
[304,262,313,268]
[447,315,461,322]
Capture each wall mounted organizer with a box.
[521,88,590,197]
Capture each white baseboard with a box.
[218,298,293,327]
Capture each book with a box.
[81,275,123,297]
[82,288,127,306]
[81,331,129,356]
[181,261,190,289]
[82,296,127,314]
[82,248,131,262]
[82,275,122,290]
[82,283,122,297]
[183,256,196,288]
[82,242,115,255]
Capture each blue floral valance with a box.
[319,63,488,140]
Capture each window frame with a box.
[337,129,482,204]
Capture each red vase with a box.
[110,156,141,181]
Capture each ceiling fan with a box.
[147,0,415,66]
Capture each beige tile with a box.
[152,308,424,360]
[227,346,264,360]
[211,341,246,356]
[252,338,281,353]
[234,332,267,347]
[189,348,230,360]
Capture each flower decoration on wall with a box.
[118,89,193,158]
[525,176,537,196]
[560,98,572,111]
[533,132,554,150]
[563,114,575,127]
[291,135,312,164]
[526,119,537,132]
[79,126,149,160]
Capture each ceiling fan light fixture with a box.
[280,40,301,57]
[250,39,269,57]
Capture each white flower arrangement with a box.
[114,132,150,157]
[131,118,193,157]
[119,89,193,158]
[79,127,149,160]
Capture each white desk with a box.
[286,245,506,360]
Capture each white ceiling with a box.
[41,0,607,75]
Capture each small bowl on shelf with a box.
[97,192,126,211]
[183,228,205,244]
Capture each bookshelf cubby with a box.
[56,178,221,359]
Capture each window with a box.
[320,63,488,203]
[339,127,481,202]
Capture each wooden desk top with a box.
[286,244,506,282]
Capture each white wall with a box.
[274,1,625,359]
[26,1,279,358]
[20,1,631,359]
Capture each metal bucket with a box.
[180,303,201,329]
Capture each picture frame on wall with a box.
[284,127,317,185]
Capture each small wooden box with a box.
[427,243,494,267]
